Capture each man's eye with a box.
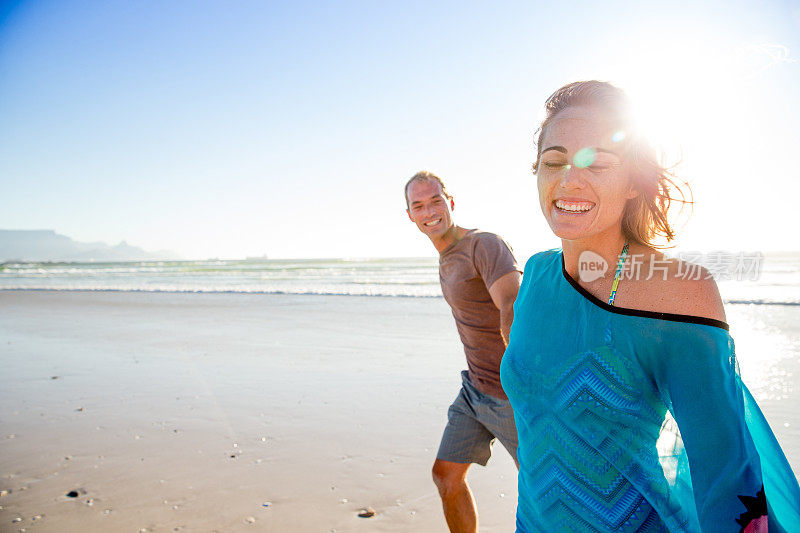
[543,161,567,169]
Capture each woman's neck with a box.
[562,233,629,281]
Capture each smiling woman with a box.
[501,80,800,533]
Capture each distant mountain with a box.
[0,230,180,262]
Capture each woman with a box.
[500,81,800,532]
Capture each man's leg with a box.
[431,459,477,533]
[435,372,495,533]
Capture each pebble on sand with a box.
[358,507,376,518]
[245,516,256,524]
[66,491,79,498]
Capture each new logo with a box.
[578,250,608,282]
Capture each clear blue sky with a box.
[1,0,799,259]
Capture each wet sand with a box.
[0,291,797,532]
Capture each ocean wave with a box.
[0,286,443,298]
[724,299,800,307]
[3,256,799,304]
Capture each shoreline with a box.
[3,289,800,308]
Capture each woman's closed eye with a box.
[542,160,569,170]
[540,156,619,174]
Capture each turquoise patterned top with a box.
[500,250,800,532]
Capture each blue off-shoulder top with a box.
[501,250,800,532]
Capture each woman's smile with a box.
[553,198,596,213]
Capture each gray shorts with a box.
[437,370,519,466]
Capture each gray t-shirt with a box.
[439,229,520,400]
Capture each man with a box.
[404,170,522,533]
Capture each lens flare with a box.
[612,130,626,143]
[573,147,596,168]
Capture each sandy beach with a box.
[0,291,519,532]
[1,291,797,532]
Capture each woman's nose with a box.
[559,165,585,189]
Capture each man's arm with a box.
[488,270,522,346]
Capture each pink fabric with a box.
[743,515,769,533]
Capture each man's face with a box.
[406,180,455,240]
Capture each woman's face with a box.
[537,105,637,245]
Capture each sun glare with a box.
[600,35,796,250]
[611,40,791,156]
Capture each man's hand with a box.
[488,271,522,346]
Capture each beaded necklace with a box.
[608,241,629,306]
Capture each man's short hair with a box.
[404,171,452,206]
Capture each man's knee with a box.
[432,459,470,498]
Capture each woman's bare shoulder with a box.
[620,253,727,323]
